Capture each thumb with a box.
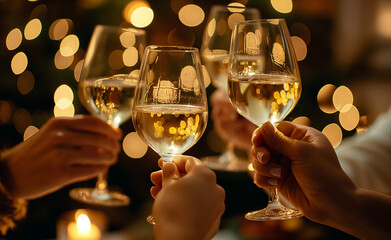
[260,121,299,159]
[162,162,180,186]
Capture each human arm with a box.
[150,156,225,240]
[0,115,122,200]
[250,121,391,239]
[210,89,256,151]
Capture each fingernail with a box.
[270,167,281,177]
[263,121,275,136]
[257,152,264,163]
[268,179,278,186]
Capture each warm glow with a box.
[271,0,293,14]
[201,65,211,88]
[49,19,72,40]
[17,71,35,95]
[24,18,42,40]
[79,0,106,9]
[322,123,342,148]
[74,60,84,82]
[291,36,307,61]
[339,105,360,131]
[23,125,39,141]
[131,6,154,28]
[227,2,246,13]
[376,3,391,38]
[6,28,23,50]
[318,84,337,114]
[207,19,216,38]
[123,47,138,67]
[178,4,205,27]
[13,108,32,134]
[123,1,149,23]
[123,132,148,158]
[332,85,354,111]
[54,50,74,70]
[292,116,311,126]
[290,22,311,45]
[227,13,245,30]
[76,214,91,232]
[108,50,124,69]
[60,34,80,57]
[54,104,75,117]
[120,32,136,48]
[54,84,74,104]
[11,52,28,75]
[0,101,12,124]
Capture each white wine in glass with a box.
[69,25,146,207]
[201,5,260,172]
[133,46,208,223]
[228,19,303,220]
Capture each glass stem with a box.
[93,170,109,199]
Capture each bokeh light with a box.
[322,123,342,148]
[54,84,74,105]
[292,116,311,126]
[122,132,149,158]
[54,104,75,117]
[332,85,354,112]
[178,4,205,27]
[228,13,245,30]
[123,47,138,67]
[23,125,39,141]
[6,28,23,51]
[13,108,32,134]
[74,60,84,82]
[0,101,13,124]
[227,2,246,13]
[376,3,391,38]
[49,19,73,40]
[290,22,311,45]
[108,50,125,69]
[291,36,307,61]
[201,65,211,88]
[271,0,293,14]
[17,70,35,95]
[60,34,80,57]
[120,32,136,48]
[24,18,42,40]
[123,1,154,28]
[339,105,360,131]
[54,49,74,70]
[317,84,337,114]
[170,0,192,14]
[11,52,28,75]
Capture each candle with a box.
[67,213,101,240]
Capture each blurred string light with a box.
[17,70,35,95]
[317,84,337,113]
[24,18,42,40]
[322,123,342,148]
[178,4,205,27]
[227,2,246,12]
[54,50,74,69]
[11,52,28,75]
[271,0,293,14]
[6,28,23,51]
[332,85,353,112]
[74,60,84,82]
[339,105,360,131]
[228,13,245,30]
[0,101,13,124]
[60,34,80,57]
[23,125,39,141]
[49,19,73,40]
[53,84,75,117]
[291,36,307,61]
[122,132,148,158]
[123,1,154,28]
[13,108,32,134]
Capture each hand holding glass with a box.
[228,19,303,220]
[69,25,146,207]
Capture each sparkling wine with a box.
[202,54,228,91]
[133,104,208,161]
[228,74,301,125]
[80,74,137,127]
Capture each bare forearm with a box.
[330,187,391,240]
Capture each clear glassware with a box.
[200,5,260,172]
[228,19,303,220]
[132,45,208,223]
[69,25,146,207]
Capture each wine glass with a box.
[228,19,303,220]
[200,5,260,172]
[69,25,146,207]
[132,46,208,223]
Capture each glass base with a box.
[69,188,130,207]
[201,153,250,172]
[146,215,155,225]
[245,201,303,221]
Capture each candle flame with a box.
[76,214,91,233]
